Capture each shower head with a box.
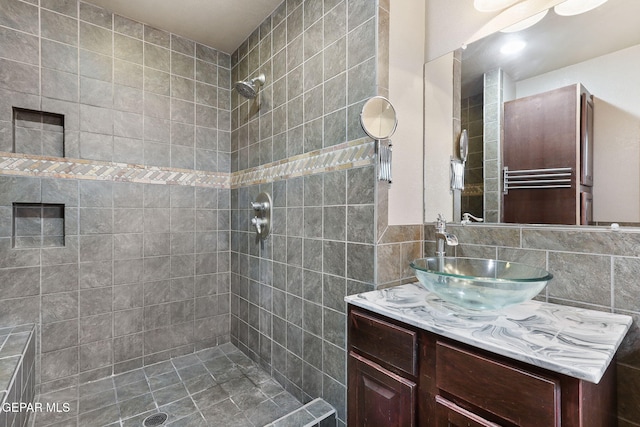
[234,73,266,99]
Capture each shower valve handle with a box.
[251,201,269,211]
[251,216,267,234]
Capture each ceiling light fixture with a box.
[500,9,548,32]
[554,0,608,16]
[474,0,521,12]
[500,39,526,54]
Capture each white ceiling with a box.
[462,0,640,95]
[83,0,284,53]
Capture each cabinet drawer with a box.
[436,341,560,427]
[349,309,418,377]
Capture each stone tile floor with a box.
[30,343,307,427]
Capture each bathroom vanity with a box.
[345,284,632,426]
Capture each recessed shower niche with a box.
[12,108,65,157]
[12,203,65,248]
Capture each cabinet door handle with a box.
[436,395,501,427]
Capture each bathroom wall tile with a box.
[79,260,112,289]
[114,259,144,285]
[114,15,143,39]
[79,207,113,234]
[0,266,39,298]
[79,340,113,372]
[80,235,112,261]
[145,43,170,72]
[144,256,172,282]
[42,292,79,323]
[111,183,142,208]
[497,247,546,269]
[145,68,171,96]
[322,342,345,385]
[80,287,113,317]
[114,59,143,89]
[323,308,345,348]
[523,227,640,257]
[42,263,78,294]
[79,50,112,82]
[40,9,77,46]
[80,313,113,344]
[40,347,78,382]
[113,110,143,139]
[41,319,78,353]
[171,34,194,56]
[80,2,112,29]
[1,60,38,96]
[80,22,112,56]
[144,208,171,233]
[114,333,144,363]
[114,308,144,337]
[114,85,143,114]
[376,243,401,285]
[79,132,112,161]
[347,205,375,244]
[144,25,170,48]
[614,257,640,312]
[113,234,142,260]
[548,252,611,306]
[172,51,195,79]
[113,208,143,234]
[323,108,347,147]
[347,17,375,68]
[0,26,39,65]
[346,243,374,283]
[41,0,76,16]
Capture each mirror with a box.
[360,96,398,140]
[442,0,640,225]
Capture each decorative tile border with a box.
[0,154,230,188]
[231,138,375,187]
[463,183,483,197]
[0,139,376,189]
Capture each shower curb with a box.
[264,397,336,427]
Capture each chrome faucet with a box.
[435,214,458,257]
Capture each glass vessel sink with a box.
[410,257,553,310]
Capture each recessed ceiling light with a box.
[554,0,608,16]
[500,9,548,32]
[474,0,521,12]
[500,39,526,54]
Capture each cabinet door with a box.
[435,396,501,427]
[348,351,417,427]
[503,84,578,224]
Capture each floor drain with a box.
[143,412,168,426]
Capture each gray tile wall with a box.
[427,223,640,426]
[0,0,231,171]
[0,176,231,394]
[229,1,379,425]
[0,0,231,396]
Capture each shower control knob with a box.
[251,201,269,211]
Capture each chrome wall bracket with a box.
[251,192,272,241]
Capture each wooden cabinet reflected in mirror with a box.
[502,84,593,225]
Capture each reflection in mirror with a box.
[454,0,640,225]
[360,96,398,140]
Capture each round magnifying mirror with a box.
[360,96,398,140]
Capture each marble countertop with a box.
[345,283,633,384]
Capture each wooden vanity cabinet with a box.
[347,306,617,427]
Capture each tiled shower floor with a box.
[31,343,326,427]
